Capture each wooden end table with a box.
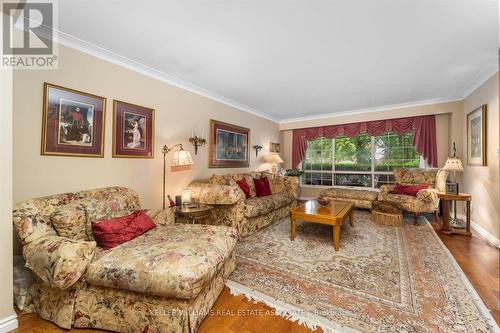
[290,200,354,251]
[438,192,472,236]
[175,204,213,224]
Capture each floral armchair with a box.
[188,172,299,237]
[378,168,447,224]
[13,187,237,333]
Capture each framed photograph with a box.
[112,100,155,158]
[209,119,249,168]
[467,104,487,166]
[41,83,106,157]
[270,142,281,153]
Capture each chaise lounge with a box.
[13,187,237,333]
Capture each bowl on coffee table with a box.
[317,197,331,206]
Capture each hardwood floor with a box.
[14,215,499,333]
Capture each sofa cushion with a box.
[393,183,429,197]
[50,201,88,241]
[236,178,251,198]
[244,196,275,218]
[271,192,292,209]
[85,197,138,240]
[85,224,237,299]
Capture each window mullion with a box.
[371,136,375,188]
[331,138,335,186]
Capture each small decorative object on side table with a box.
[438,192,472,236]
[175,204,214,224]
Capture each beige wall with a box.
[1,67,16,323]
[461,73,500,241]
[280,103,460,199]
[13,44,280,209]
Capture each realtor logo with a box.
[1,0,58,68]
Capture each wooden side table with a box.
[438,192,472,236]
[175,204,213,224]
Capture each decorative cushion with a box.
[23,236,96,289]
[50,201,88,241]
[393,183,429,197]
[254,177,272,197]
[92,211,156,250]
[236,178,251,199]
[85,224,238,299]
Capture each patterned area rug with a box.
[227,210,499,333]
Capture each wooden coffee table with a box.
[290,200,354,251]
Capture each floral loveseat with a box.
[188,172,299,237]
[378,168,447,224]
[13,187,237,333]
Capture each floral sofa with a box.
[188,172,299,237]
[378,168,447,224]
[13,187,237,333]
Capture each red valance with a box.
[292,115,437,168]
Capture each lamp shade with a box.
[442,157,463,172]
[171,149,194,171]
[266,154,284,164]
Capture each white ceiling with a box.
[56,0,498,122]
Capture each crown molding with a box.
[16,17,498,125]
[18,15,278,123]
[55,30,279,123]
[278,97,463,125]
[456,57,499,99]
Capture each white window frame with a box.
[301,133,422,189]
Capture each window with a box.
[302,132,421,189]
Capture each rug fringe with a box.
[425,221,500,333]
[225,280,361,333]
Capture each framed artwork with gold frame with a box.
[112,100,155,158]
[466,104,487,166]
[41,82,106,157]
[209,119,250,168]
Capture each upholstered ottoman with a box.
[371,201,404,226]
[319,187,378,209]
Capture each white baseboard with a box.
[0,315,18,333]
[457,213,500,249]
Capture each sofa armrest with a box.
[283,176,300,199]
[23,236,96,289]
[188,181,244,205]
[379,184,395,193]
[416,188,439,203]
[145,208,175,226]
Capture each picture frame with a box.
[41,82,106,157]
[466,104,487,166]
[209,119,250,168]
[112,100,155,158]
[269,142,281,153]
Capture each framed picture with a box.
[41,83,106,157]
[112,100,155,158]
[467,104,487,166]
[270,142,281,153]
[209,119,249,168]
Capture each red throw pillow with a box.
[393,183,429,197]
[92,210,156,249]
[254,177,272,197]
[236,178,251,198]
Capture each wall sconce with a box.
[189,136,206,155]
[253,145,263,157]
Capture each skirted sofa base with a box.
[23,252,235,333]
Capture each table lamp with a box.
[266,153,284,174]
[442,142,463,194]
[441,142,464,227]
[162,144,194,209]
